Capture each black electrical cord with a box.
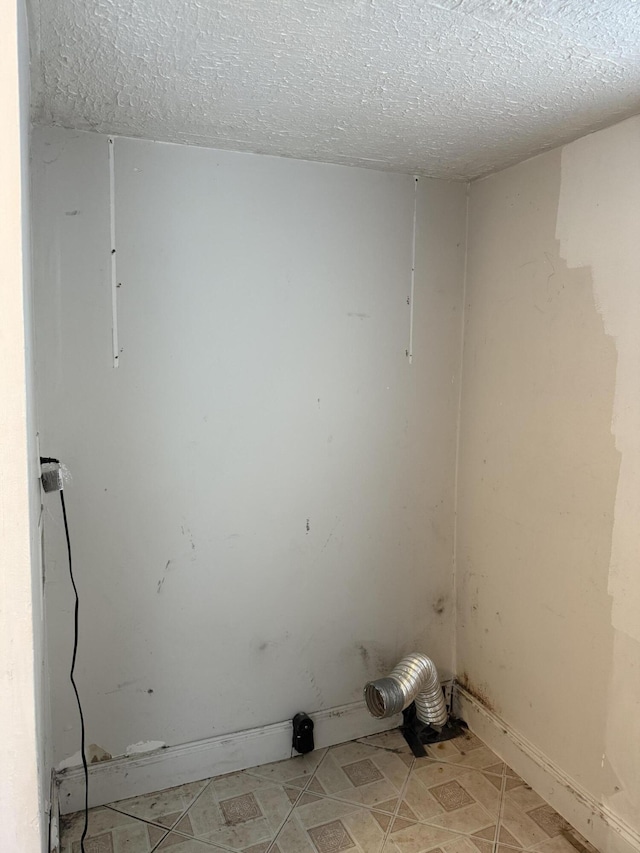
[60,489,89,853]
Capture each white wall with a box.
[0,0,46,850]
[32,127,466,767]
[458,117,640,848]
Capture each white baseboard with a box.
[56,700,400,815]
[49,770,59,853]
[454,685,640,853]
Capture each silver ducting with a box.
[364,652,448,728]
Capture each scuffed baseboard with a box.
[56,700,399,815]
[454,685,640,853]
[49,770,60,853]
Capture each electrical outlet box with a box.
[41,462,63,493]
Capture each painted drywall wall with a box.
[458,117,640,845]
[0,0,45,850]
[32,127,466,766]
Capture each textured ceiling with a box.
[29,0,640,179]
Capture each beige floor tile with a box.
[406,762,501,823]
[498,801,553,849]
[108,780,208,828]
[386,834,493,853]
[421,803,497,837]
[311,742,411,811]
[398,776,443,822]
[501,776,573,848]
[246,750,328,788]
[495,825,522,848]
[357,731,413,757]
[411,763,468,789]
[181,772,293,850]
[277,796,387,853]
[60,806,168,853]
[154,832,229,851]
[468,822,498,850]
[532,831,598,853]
[504,785,546,814]
[422,734,503,775]
[62,731,593,853]
[61,807,133,842]
[445,835,495,853]
[454,750,505,773]
[384,820,474,853]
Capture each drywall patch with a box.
[125,740,166,756]
[56,744,112,770]
[557,113,640,834]
[556,115,640,646]
[462,146,620,803]
[57,750,83,771]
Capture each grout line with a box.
[492,761,507,853]
[104,804,170,829]
[263,749,332,853]
[451,180,471,680]
[106,776,212,831]
[495,761,515,851]
[149,826,172,853]
[380,751,415,851]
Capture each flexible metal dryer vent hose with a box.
[364,652,448,728]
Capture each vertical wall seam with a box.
[451,181,470,679]
[408,176,418,364]
[108,136,119,369]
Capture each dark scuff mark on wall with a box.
[357,644,370,666]
[306,518,310,533]
[105,678,143,694]
[254,632,291,654]
[157,559,175,593]
[433,596,446,615]
[354,643,393,675]
[318,517,339,554]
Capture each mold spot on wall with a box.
[457,672,496,714]
[354,643,393,676]
[433,596,446,615]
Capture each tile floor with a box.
[60,728,598,853]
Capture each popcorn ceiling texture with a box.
[29,0,640,180]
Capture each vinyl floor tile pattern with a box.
[60,729,598,853]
